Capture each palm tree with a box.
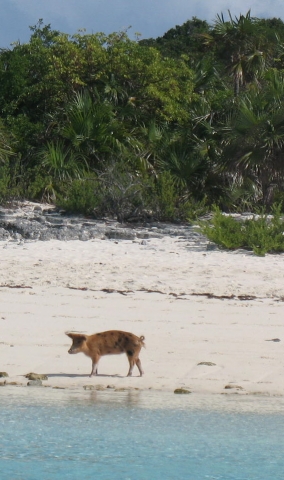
[40,140,88,182]
[62,90,131,168]
[220,69,284,205]
[211,11,269,95]
[133,121,171,174]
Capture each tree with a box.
[61,90,130,168]
[202,11,270,95]
[139,17,210,61]
[220,69,284,205]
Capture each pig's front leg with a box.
[90,361,98,377]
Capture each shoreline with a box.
[1,384,284,414]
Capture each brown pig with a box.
[66,330,145,377]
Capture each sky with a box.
[1,0,284,47]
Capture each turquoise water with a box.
[1,388,284,480]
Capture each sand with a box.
[1,235,284,396]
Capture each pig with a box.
[66,330,145,377]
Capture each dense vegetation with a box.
[2,12,284,222]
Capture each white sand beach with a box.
[1,235,284,396]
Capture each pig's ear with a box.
[65,332,87,341]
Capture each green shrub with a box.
[94,164,147,221]
[0,162,25,202]
[199,206,245,249]
[57,177,99,215]
[26,169,55,201]
[199,204,284,255]
[183,197,209,221]
[153,171,178,220]
[144,172,209,222]
[0,165,11,202]
[56,166,208,223]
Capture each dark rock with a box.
[224,385,243,390]
[0,228,10,240]
[45,216,67,226]
[0,202,210,248]
[33,206,43,213]
[206,243,219,251]
[25,373,48,381]
[27,379,43,386]
[0,372,8,377]
[79,232,90,241]
[105,229,136,240]
[174,388,191,394]
[197,362,216,366]
[136,233,150,239]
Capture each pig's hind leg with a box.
[127,350,143,377]
[136,358,144,377]
[126,350,135,376]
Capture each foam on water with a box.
[1,387,284,480]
